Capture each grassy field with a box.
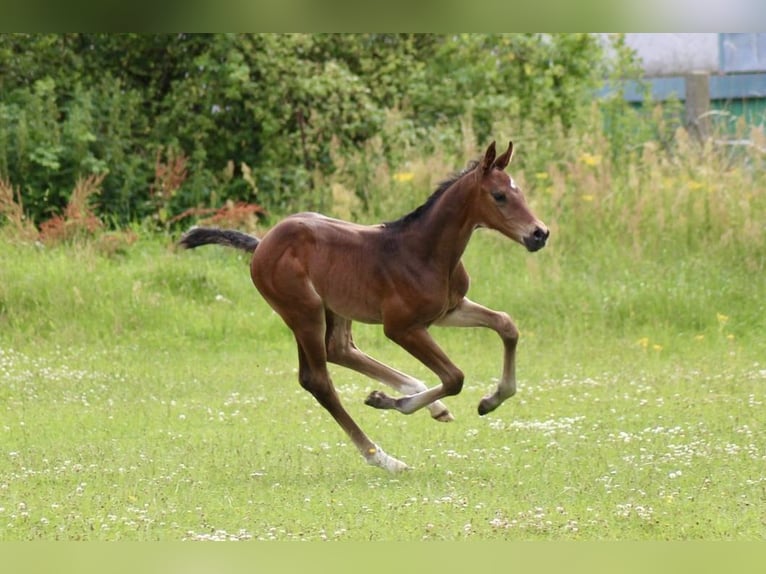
[1,216,764,540]
[1,119,765,540]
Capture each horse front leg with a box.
[364,325,465,416]
[435,297,520,415]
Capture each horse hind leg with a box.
[293,327,409,473]
[363,323,466,416]
[253,251,408,471]
[339,349,455,423]
[324,314,455,422]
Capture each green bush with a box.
[0,33,614,227]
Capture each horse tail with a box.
[178,227,260,253]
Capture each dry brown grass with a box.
[0,177,38,242]
[169,200,267,234]
[38,173,106,244]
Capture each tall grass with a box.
[322,104,765,348]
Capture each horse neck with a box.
[408,178,478,269]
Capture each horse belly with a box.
[315,267,385,324]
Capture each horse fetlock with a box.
[365,445,410,473]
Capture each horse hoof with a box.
[432,409,455,422]
[477,398,494,416]
[364,390,394,409]
[366,446,411,473]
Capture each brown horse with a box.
[179,141,549,472]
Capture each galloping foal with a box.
[179,141,549,472]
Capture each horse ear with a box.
[492,141,514,171]
[479,141,497,174]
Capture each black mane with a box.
[384,161,477,230]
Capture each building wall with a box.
[599,34,766,101]
[624,33,720,76]
[622,33,766,76]
[599,34,766,128]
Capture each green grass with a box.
[2,121,764,541]
[1,229,764,541]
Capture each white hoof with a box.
[365,446,410,473]
[429,400,454,422]
[432,409,455,422]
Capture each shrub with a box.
[0,33,617,226]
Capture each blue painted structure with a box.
[599,34,766,128]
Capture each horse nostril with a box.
[533,227,549,242]
[524,226,549,252]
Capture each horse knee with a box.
[497,312,519,343]
[442,367,465,396]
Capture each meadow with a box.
[1,122,765,541]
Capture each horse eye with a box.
[490,190,506,203]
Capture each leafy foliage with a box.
[0,33,614,226]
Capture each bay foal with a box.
[179,141,549,472]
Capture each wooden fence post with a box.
[685,72,711,141]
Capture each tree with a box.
[0,33,613,226]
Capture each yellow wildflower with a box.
[716,313,729,325]
[637,337,649,349]
[579,153,601,167]
[393,172,414,183]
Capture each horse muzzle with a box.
[523,226,549,252]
